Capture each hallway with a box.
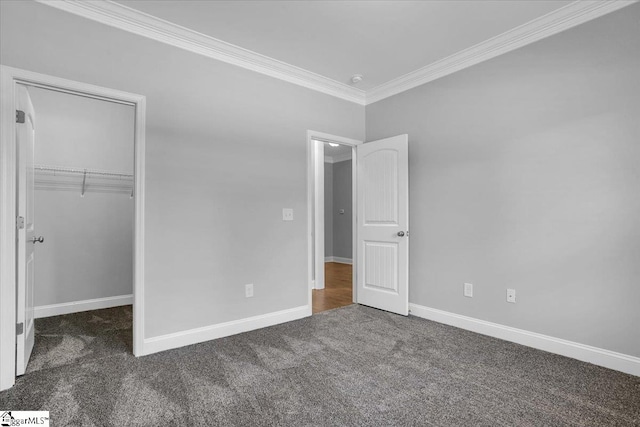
[312,262,353,314]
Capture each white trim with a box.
[36,0,634,106]
[332,153,353,164]
[34,295,133,319]
[366,0,635,104]
[0,66,17,392]
[132,84,147,361]
[307,134,314,303]
[0,66,146,391]
[325,256,353,265]
[324,152,352,164]
[307,131,362,297]
[409,304,640,377]
[144,305,311,355]
[350,153,357,304]
[314,139,325,290]
[36,0,366,105]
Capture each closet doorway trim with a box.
[0,65,147,391]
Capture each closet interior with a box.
[24,86,135,373]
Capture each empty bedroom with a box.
[1,1,638,426]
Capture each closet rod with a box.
[34,165,133,178]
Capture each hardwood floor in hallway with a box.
[312,262,353,314]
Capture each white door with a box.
[356,135,409,315]
[16,85,37,376]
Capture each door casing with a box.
[0,65,147,391]
[307,131,362,306]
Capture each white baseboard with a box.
[325,256,352,265]
[34,294,133,319]
[143,305,311,355]
[409,303,640,377]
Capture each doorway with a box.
[306,131,361,314]
[313,142,354,314]
[0,66,146,391]
[307,131,410,318]
[22,85,134,375]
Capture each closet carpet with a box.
[1,305,639,426]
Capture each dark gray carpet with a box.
[1,305,638,426]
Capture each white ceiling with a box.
[42,1,628,104]
[116,0,572,91]
[324,142,352,163]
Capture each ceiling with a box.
[40,0,630,104]
[324,142,352,163]
[116,0,572,91]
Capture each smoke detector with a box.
[351,74,364,84]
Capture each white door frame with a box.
[307,131,362,306]
[0,65,146,391]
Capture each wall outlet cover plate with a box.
[282,208,294,221]
[464,283,473,298]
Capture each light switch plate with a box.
[282,208,294,221]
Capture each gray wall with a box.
[1,1,364,338]
[4,0,635,359]
[324,159,352,260]
[324,161,333,257]
[331,160,352,259]
[28,87,134,307]
[366,5,640,357]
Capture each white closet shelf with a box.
[34,164,133,178]
[34,164,134,196]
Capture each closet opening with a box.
[0,66,146,390]
[18,85,135,375]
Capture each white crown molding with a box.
[36,0,366,105]
[36,0,635,106]
[324,152,352,164]
[365,0,636,105]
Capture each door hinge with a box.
[17,216,25,230]
[16,110,25,124]
[16,322,24,335]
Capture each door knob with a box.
[397,231,405,237]
[30,236,44,244]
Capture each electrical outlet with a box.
[245,283,254,298]
[464,283,473,298]
[506,288,516,303]
[282,208,294,221]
